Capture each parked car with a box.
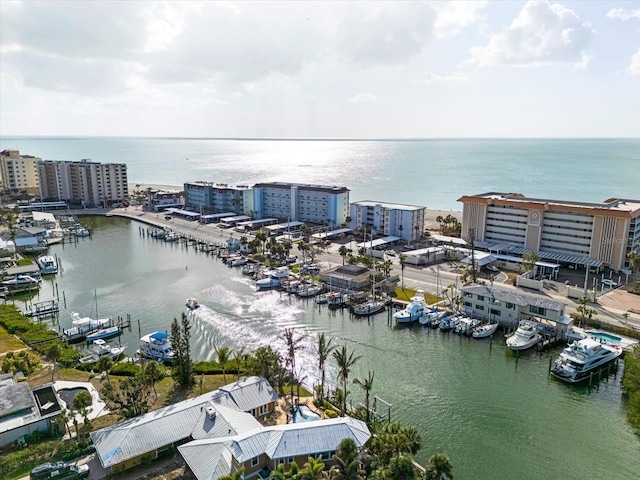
[601,279,618,287]
[385,249,396,256]
[30,462,89,480]
[403,244,417,250]
[486,265,499,272]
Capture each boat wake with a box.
[190,288,326,387]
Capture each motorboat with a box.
[419,309,446,326]
[506,320,542,351]
[1,274,42,291]
[86,326,122,342]
[78,339,126,364]
[75,227,90,237]
[393,293,428,324]
[138,331,175,363]
[439,316,458,332]
[352,299,386,316]
[256,266,290,289]
[550,338,622,383]
[37,255,58,275]
[186,297,199,310]
[298,284,322,298]
[327,292,345,307]
[472,322,500,339]
[455,317,481,335]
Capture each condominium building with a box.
[0,150,41,195]
[349,201,427,242]
[183,182,252,215]
[459,192,640,271]
[38,159,128,207]
[252,182,349,226]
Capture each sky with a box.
[1,0,639,138]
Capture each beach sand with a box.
[128,182,461,231]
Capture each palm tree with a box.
[425,453,454,480]
[284,328,305,400]
[331,438,364,480]
[332,345,362,416]
[398,254,407,290]
[353,370,374,425]
[215,345,232,384]
[141,360,163,401]
[338,245,349,266]
[233,346,246,380]
[97,355,114,384]
[255,230,268,255]
[628,250,640,291]
[317,333,336,401]
[46,342,62,382]
[300,456,326,480]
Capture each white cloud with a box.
[606,8,640,21]
[347,93,378,103]
[240,72,295,95]
[468,0,595,68]
[337,2,436,66]
[434,1,488,39]
[413,71,469,84]
[630,48,640,75]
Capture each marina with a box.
[5,215,640,479]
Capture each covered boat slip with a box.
[356,236,401,250]
[163,208,201,221]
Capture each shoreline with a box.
[127,182,462,230]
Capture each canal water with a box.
[17,217,640,479]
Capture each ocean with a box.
[1,137,638,210]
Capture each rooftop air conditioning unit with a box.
[205,403,217,420]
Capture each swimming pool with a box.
[57,387,91,409]
[290,404,321,423]
[587,330,622,346]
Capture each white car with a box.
[601,279,618,287]
[486,265,499,272]
[385,250,396,256]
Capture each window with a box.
[259,404,269,416]
[463,301,472,307]
[475,305,485,311]
[477,295,485,301]
[506,302,515,310]
[251,457,259,467]
[287,457,294,464]
[490,308,501,316]
[530,305,547,316]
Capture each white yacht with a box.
[472,322,499,339]
[550,338,622,383]
[137,331,175,363]
[78,339,126,364]
[393,293,428,324]
[506,320,542,351]
[256,266,290,289]
[37,255,58,275]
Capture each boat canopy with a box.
[150,332,169,341]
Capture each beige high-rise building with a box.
[0,150,42,195]
[38,159,128,207]
[459,192,640,271]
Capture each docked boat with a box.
[327,292,345,307]
[137,331,175,363]
[352,299,386,316]
[78,339,126,364]
[86,326,122,342]
[256,267,290,289]
[37,255,58,275]
[393,293,428,324]
[186,297,200,310]
[298,284,322,298]
[419,309,446,326]
[63,325,93,344]
[439,316,458,331]
[75,227,90,237]
[1,274,42,291]
[472,322,499,339]
[550,338,622,383]
[505,320,542,351]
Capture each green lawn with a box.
[0,325,26,355]
[394,287,442,305]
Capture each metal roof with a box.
[177,417,371,480]
[212,377,279,414]
[475,241,603,267]
[90,387,262,468]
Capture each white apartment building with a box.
[459,192,640,271]
[349,200,427,242]
[38,159,128,207]
[0,150,41,195]
[252,182,349,226]
[183,182,252,215]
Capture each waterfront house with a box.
[146,189,182,212]
[90,377,277,474]
[0,373,62,447]
[178,416,371,480]
[460,284,570,332]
